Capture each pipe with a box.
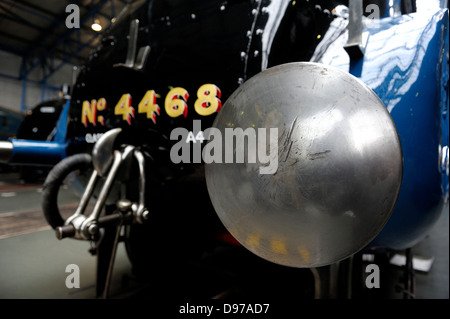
[1,139,68,165]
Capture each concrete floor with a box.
[408,208,449,299]
[0,170,448,299]
[0,229,137,299]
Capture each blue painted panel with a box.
[349,9,449,250]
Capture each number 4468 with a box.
[81,84,222,127]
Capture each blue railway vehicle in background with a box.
[0,105,23,142]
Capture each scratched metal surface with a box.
[206,62,403,268]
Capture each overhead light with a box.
[91,19,102,32]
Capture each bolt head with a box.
[87,223,98,235]
[117,199,132,212]
[141,210,150,220]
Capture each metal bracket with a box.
[113,19,151,71]
[56,127,150,241]
[134,45,151,70]
[344,0,370,60]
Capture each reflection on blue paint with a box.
[325,8,449,250]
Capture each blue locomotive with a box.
[0,0,448,299]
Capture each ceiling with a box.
[0,0,132,79]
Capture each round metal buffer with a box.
[205,62,402,268]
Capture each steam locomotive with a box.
[0,0,448,299]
